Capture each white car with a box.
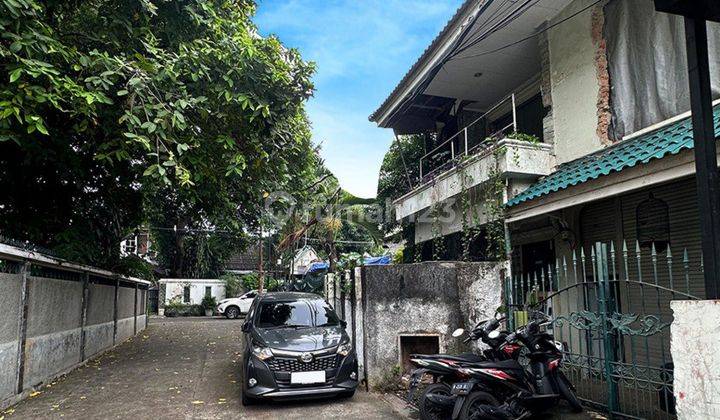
[216,290,258,319]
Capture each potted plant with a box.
[201,295,217,317]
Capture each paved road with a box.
[4,317,402,420]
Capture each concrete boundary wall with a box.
[355,261,503,389]
[0,244,151,411]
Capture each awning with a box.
[507,105,720,207]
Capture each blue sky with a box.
[255,0,463,198]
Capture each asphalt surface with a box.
[3,317,402,419]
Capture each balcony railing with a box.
[420,93,518,180]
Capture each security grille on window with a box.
[636,193,670,252]
[183,286,190,303]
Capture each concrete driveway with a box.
[3,317,402,419]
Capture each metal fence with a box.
[419,93,518,180]
[507,240,701,419]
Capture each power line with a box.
[451,0,542,59]
[448,0,602,63]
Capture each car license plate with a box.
[291,371,326,384]
[451,382,472,395]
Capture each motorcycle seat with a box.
[410,353,486,363]
[472,359,524,370]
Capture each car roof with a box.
[258,291,323,302]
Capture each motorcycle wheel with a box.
[419,383,452,420]
[557,372,583,413]
[459,391,500,420]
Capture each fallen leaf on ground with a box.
[29,391,41,397]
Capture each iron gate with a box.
[507,241,701,419]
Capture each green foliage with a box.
[241,272,259,291]
[201,295,217,310]
[392,247,404,264]
[0,0,317,273]
[115,256,157,283]
[376,135,424,233]
[336,252,363,273]
[220,273,242,298]
[164,302,204,317]
[507,132,540,144]
[239,272,281,292]
[276,158,383,271]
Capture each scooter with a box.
[407,316,522,420]
[454,312,582,419]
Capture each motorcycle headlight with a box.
[336,342,352,357]
[252,345,274,361]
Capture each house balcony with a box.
[394,138,554,221]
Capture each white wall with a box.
[547,0,604,164]
[671,300,720,420]
[161,279,226,305]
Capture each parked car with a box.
[240,292,358,405]
[216,290,258,319]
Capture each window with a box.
[123,237,137,254]
[255,300,340,329]
[183,286,190,303]
[205,286,212,297]
[636,193,670,252]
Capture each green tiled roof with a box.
[506,106,720,207]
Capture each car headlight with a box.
[336,342,352,357]
[252,345,274,361]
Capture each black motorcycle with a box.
[455,313,582,419]
[407,316,522,420]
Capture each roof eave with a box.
[369,0,480,127]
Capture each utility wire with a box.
[448,0,602,62]
[450,0,542,59]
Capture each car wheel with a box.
[225,306,240,319]
[241,390,256,406]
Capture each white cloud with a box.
[255,0,462,197]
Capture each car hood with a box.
[253,325,345,352]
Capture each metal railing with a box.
[419,93,517,180]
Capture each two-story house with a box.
[371,0,719,417]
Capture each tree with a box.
[376,134,425,262]
[0,0,317,272]
[275,154,382,273]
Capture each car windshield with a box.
[255,300,341,329]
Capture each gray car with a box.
[240,292,358,405]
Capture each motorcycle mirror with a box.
[452,328,465,337]
[487,330,500,339]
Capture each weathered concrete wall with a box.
[1,272,148,411]
[671,300,720,420]
[360,262,503,388]
[24,277,83,388]
[84,283,115,356]
[0,273,22,402]
[547,0,605,164]
[116,287,136,342]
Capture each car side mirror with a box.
[340,320,347,329]
[241,322,252,333]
